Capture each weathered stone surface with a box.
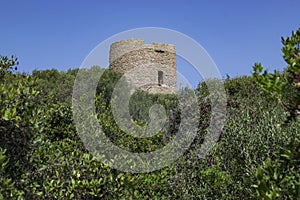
[109,39,177,94]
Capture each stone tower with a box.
[109,39,177,94]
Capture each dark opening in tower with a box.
[155,49,165,53]
[158,70,163,86]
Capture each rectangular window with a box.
[158,71,163,86]
[155,49,165,53]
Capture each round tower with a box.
[109,39,177,94]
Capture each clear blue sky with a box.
[1,0,299,86]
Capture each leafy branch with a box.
[252,28,300,122]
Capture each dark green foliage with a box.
[32,68,78,105]
[0,28,299,199]
[128,90,178,123]
[252,136,300,199]
[1,66,299,199]
[38,103,78,142]
[96,68,122,108]
[97,90,179,153]
[0,55,18,80]
[0,148,23,199]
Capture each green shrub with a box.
[252,137,300,199]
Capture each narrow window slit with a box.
[158,71,163,86]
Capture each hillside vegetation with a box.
[0,28,299,199]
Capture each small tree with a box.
[252,28,300,122]
[0,55,18,79]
